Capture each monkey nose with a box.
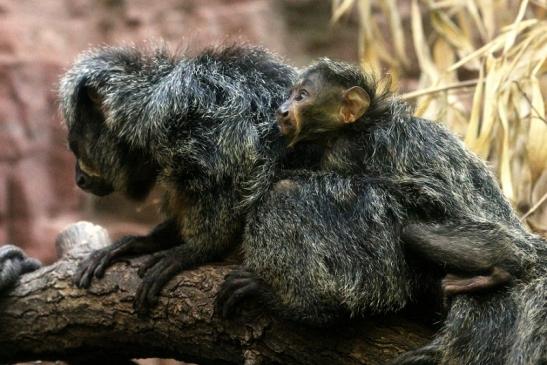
[276,107,289,119]
[76,175,88,189]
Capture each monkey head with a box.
[276,61,371,147]
[64,83,159,201]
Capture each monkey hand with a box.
[73,235,147,288]
[0,245,41,292]
[441,267,512,297]
[216,268,266,318]
[133,246,187,316]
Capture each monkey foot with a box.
[73,235,143,288]
[216,268,264,318]
[442,267,512,296]
[133,247,186,316]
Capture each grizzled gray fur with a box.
[0,245,41,293]
[231,59,545,365]
[59,46,545,364]
[60,45,297,312]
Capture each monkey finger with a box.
[442,276,490,296]
[134,260,182,315]
[134,279,161,316]
[93,252,114,279]
[216,277,256,307]
[220,281,260,318]
[137,252,167,278]
[146,261,184,300]
[144,280,166,309]
[75,264,95,289]
[72,262,88,287]
[133,280,152,316]
[73,253,102,288]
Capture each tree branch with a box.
[0,222,433,365]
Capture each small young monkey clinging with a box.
[276,59,518,296]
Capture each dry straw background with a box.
[333,0,547,234]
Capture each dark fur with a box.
[235,59,545,364]
[286,59,524,285]
[402,221,523,276]
[0,245,41,293]
[60,45,297,313]
[60,47,546,364]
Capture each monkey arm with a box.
[122,186,245,314]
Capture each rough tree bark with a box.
[0,222,433,365]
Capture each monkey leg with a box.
[0,245,41,292]
[442,267,512,296]
[402,221,520,295]
[215,269,268,318]
[73,219,182,288]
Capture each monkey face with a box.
[277,72,336,146]
[68,126,117,197]
[66,85,158,201]
[276,71,369,147]
[72,155,114,197]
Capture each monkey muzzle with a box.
[277,117,294,136]
[276,115,301,148]
[276,107,299,143]
[75,163,114,196]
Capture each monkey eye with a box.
[294,89,309,101]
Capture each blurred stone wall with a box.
[0,0,358,263]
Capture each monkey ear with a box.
[86,86,103,105]
[340,86,370,124]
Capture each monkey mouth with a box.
[82,184,115,197]
[92,188,114,197]
[277,124,304,149]
[276,118,292,136]
[277,123,299,147]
